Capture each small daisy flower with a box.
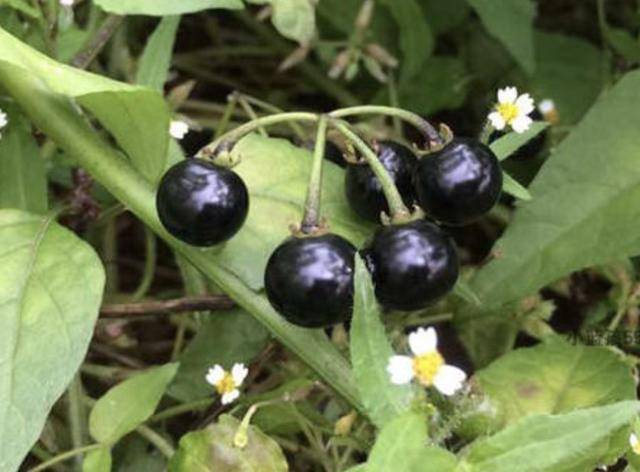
[537,98,559,124]
[488,86,535,134]
[206,363,248,405]
[630,432,640,454]
[387,327,466,396]
[169,120,189,140]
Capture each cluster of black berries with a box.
[156,135,502,329]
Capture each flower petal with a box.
[631,433,638,448]
[433,364,466,396]
[511,115,533,133]
[515,93,535,115]
[498,86,517,104]
[231,363,249,386]
[221,389,240,405]
[387,355,414,385]
[408,327,437,355]
[0,111,7,128]
[205,364,225,386]
[169,120,189,140]
[488,111,506,130]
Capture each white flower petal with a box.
[221,389,240,405]
[487,111,506,130]
[231,363,248,386]
[515,93,535,115]
[538,99,555,115]
[497,86,517,104]
[408,327,437,356]
[387,355,414,385]
[0,111,8,129]
[205,364,225,386]
[511,115,533,133]
[59,0,74,5]
[433,364,466,396]
[631,433,638,448]
[169,120,189,140]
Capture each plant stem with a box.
[214,93,238,139]
[301,116,328,233]
[28,444,102,472]
[100,295,234,317]
[234,92,307,140]
[148,398,214,424]
[131,225,156,301]
[135,424,175,459]
[235,94,268,137]
[71,14,124,69]
[331,120,411,222]
[67,375,86,472]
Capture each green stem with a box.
[67,375,86,472]
[28,444,102,472]
[214,93,238,139]
[234,92,307,141]
[135,424,175,459]
[235,94,268,137]
[301,116,328,233]
[102,216,119,294]
[387,74,402,136]
[331,120,411,222]
[0,68,362,413]
[148,398,214,424]
[131,225,157,301]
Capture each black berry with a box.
[413,137,502,226]
[265,234,356,327]
[156,159,249,246]
[345,140,418,222]
[361,220,459,311]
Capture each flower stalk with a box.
[300,115,328,234]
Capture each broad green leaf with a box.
[94,0,243,15]
[468,70,640,311]
[169,414,288,471]
[0,103,47,213]
[466,0,536,74]
[501,171,531,201]
[460,401,640,472]
[271,0,316,45]
[89,363,179,444]
[169,309,269,402]
[350,257,413,428]
[490,122,549,161]
[136,16,181,91]
[0,209,105,472]
[476,337,635,428]
[0,26,170,183]
[223,134,374,290]
[367,412,457,472]
[83,447,112,472]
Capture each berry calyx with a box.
[413,137,502,226]
[361,220,459,311]
[345,140,418,223]
[264,234,356,327]
[156,159,249,246]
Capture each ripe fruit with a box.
[156,159,249,246]
[413,137,502,226]
[265,234,356,327]
[361,220,459,311]
[345,140,418,222]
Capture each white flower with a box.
[488,86,535,134]
[630,433,640,454]
[169,120,189,140]
[59,0,74,6]
[206,363,248,405]
[387,327,466,396]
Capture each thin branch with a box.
[71,15,124,69]
[100,295,235,318]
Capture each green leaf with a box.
[501,171,531,201]
[468,70,640,312]
[169,309,269,402]
[476,337,636,428]
[605,27,640,63]
[490,122,549,161]
[453,279,482,306]
[421,0,470,35]
[466,0,536,74]
[460,401,640,472]
[83,447,112,472]
[0,26,170,183]
[223,134,374,290]
[0,0,40,18]
[0,209,105,472]
[136,16,181,91]
[89,363,179,444]
[0,102,47,213]
[94,0,243,15]
[350,257,414,429]
[271,0,316,45]
[169,414,288,471]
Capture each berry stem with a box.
[329,105,443,146]
[331,120,412,223]
[301,115,328,233]
[232,92,307,141]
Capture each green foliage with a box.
[94,0,243,15]
[268,0,316,46]
[490,122,549,161]
[0,210,105,472]
[136,16,181,91]
[83,447,113,472]
[501,171,531,201]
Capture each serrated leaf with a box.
[350,257,414,429]
[460,401,640,472]
[0,26,170,183]
[89,363,179,444]
[490,122,549,161]
[136,16,181,91]
[467,0,536,74]
[0,209,105,472]
[94,0,243,15]
[501,171,531,201]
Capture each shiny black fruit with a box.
[345,140,418,222]
[361,220,459,311]
[156,159,249,246]
[413,138,502,226]
[265,234,356,328]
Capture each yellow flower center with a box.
[215,372,236,395]
[412,351,444,386]
[496,102,519,124]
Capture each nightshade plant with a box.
[1,1,640,472]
